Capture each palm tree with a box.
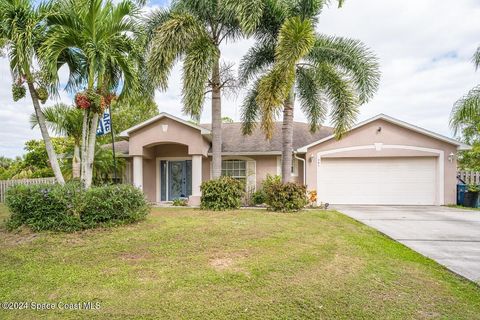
[240,0,380,183]
[40,0,141,188]
[450,46,480,144]
[146,0,264,179]
[0,0,65,184]
[30,104,83,178]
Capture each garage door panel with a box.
[317,157,437,205]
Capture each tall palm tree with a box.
[450,46,480,144]
[40,0,141,188]
[240,0,380,183]
[0,0,65,184]
[146,0,264,179]
[30,104,83,178]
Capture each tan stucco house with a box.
[117,112,469,206]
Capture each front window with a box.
[221,160,247,186]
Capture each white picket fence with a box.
[457,171,480,185]
[0,177,56,203]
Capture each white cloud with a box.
[2,0,480,157]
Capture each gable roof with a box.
[297,114,470,152]
[118,112,211,137]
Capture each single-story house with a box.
[116,112,469,206]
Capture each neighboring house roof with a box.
[118,112,211,137]
[100,140,130,157]
[297,114,470,152]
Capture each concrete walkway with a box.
[334,205,480,283]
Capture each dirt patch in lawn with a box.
[209,250,250,273]
[119,251,152,262]
[1,228,39,246]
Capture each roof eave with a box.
[119,112,211,137]
[296,114,467,152]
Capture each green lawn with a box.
[447,204,480,211]
[0,204,479,319]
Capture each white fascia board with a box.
[119,112,211,137]
[296,114,469,152]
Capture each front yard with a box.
[0,204,479,319]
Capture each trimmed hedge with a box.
[200,176,245,210]
[263,176,308,212]
[5,182,149,232]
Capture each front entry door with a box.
[160,160,192,201]
[168,161,187,200]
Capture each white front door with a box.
[317,157,437,205]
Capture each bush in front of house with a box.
[262,175,308,212]
[200,176,245,210]
[5,182,84,231]
[5,182,149,232]
[80,184,150,228]
[250,190,266,205]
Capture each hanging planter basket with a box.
[12,83,26,102]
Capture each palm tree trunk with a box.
[281,91,294,184]
[86,112,99,188]
[26,81,65,185]
[211,57,222,179]
[72,143,80,179]
[80,109,99,189]
[80,110,89,187]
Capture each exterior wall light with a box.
[448,152,455,162]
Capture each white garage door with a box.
[317,157,437,205]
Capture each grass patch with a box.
[0,204,479,319]
[446,204,480,211]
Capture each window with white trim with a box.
[292,158,299,176]
[221,160,247,185]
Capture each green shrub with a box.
[5,182,83,231]
[263,177,308,212]
[251,190,266,205]
[172,198,188,206]
[200,176,245,210]
[5,182,149,232]
[81,184,150,228]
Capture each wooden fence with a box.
[457,171,480,185]
[0,177,56,203]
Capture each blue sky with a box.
[1,0,480,157]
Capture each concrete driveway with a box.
[334,205,480,283]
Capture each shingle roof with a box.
[111,122,333,155]
[201,122,333,153]
[103,140,129,156]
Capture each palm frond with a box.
[256,68,291,139]
[275,16,315,70]
[450,85,480,140]
[224,0,265,35]
[296,66,327,132]
[316,63,358,138]
[288,0,325,20]
[144,8,171,44]
[473,46,480,71]
[147,12,205,90]
[307,35,380,104]
[238,41,274,85]
[182,37,219,118]
[30,103,83,142]
[240,80,261,135]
